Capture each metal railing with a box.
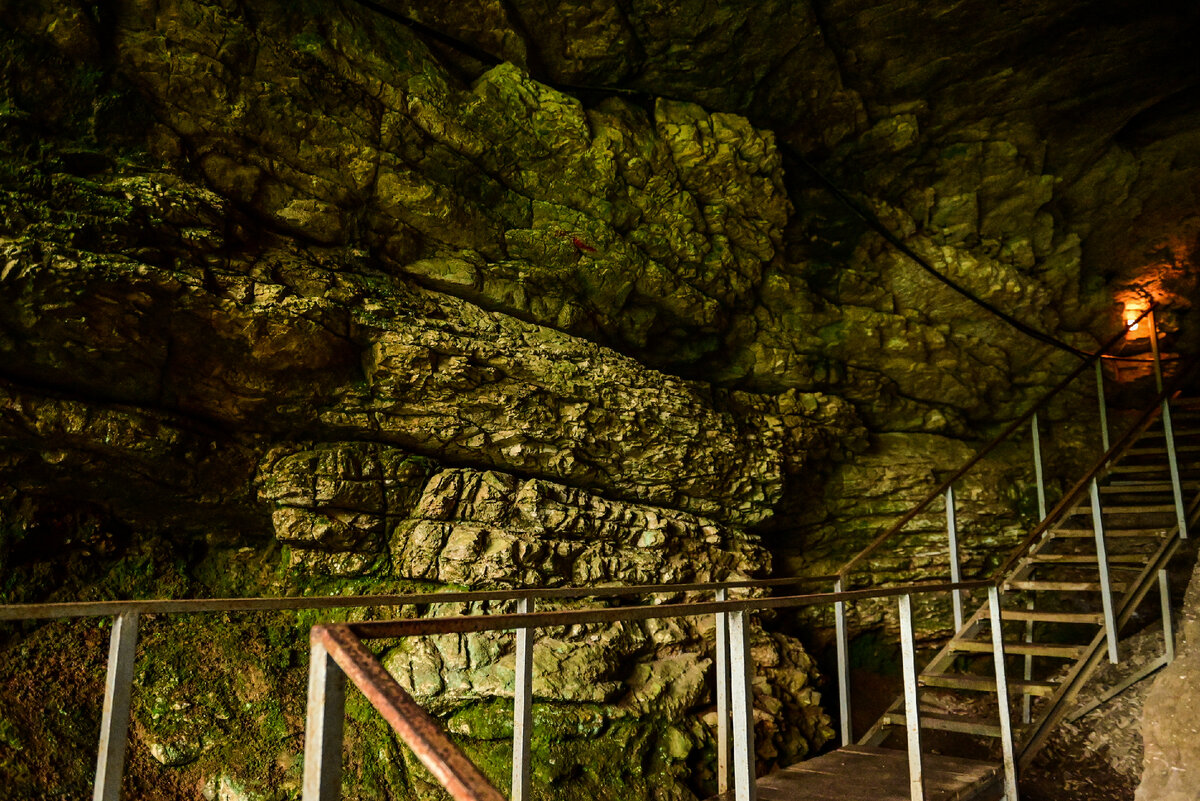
[302,579,997,801]
[0,575,839,801]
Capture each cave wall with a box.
[1,1,1199,799]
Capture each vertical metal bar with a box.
[1022,598,1034,725]
[1159,570,1175,665]
[1031,413,1047,521]
[988,587,1020,801]
[512,598,534,801]
[729,609,757,801]
[1162,401,1188,540]
[1095,360,1110,453]
[303,638,347,801]
[715,588,733,794]
[93,612,139,801]
[946,485,964,632]
[1149,307,1164,393]
[1090,478,1120,664]
[898,594,925,801]
[834,579,852,746]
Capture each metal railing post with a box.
[1022,598,1034,725]
[946,485,964,632]
[1149,307,1164,393]
[988,587,1019,801]
[303,637,347,801]
[1031,413,1047,521]
[898,594,925,801]
[1161,401,1188,540]
[728,608,757,801]
[1159,570,1175,665]
[93,612,139,801]
[715,588,733,794]
[1089,478,1120,664]
[512,598,534,801]
[834,580,852,746]
[1095,360,1110,453]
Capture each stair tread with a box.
[919,672,1059,696]
[1007,579,1128,592]
[1053,528,1167,538]
[999,609,1105,624]
[1029,553,1148,564]
[950,639,1085,657]
[1069,504,1178,513]
[880,710,1004,737]
[1126,444,1200,454]
[1099,483,1189,492]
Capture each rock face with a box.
[1,0,1199,799]
[1136,555,1200,801]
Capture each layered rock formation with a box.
[1,1,1199,799]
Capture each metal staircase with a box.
[857,387,1199,780]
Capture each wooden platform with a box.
[710,745,1001,801]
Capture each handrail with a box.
[338,580,996,640]
[991,355,1200,580]
[837,305,1156,581]
[0,574,838,622]
[314,625,507,801]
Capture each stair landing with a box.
[710,745,1001,801]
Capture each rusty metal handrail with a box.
[312,625,507,801]
[837,305,1156,582]
[0,575,839,622]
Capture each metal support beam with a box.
[1095,360,1110,453]
[834,579,852,746]
[1162,401,1188,540]
[1159,569,1175,665]
[512,598,534,801]
[897,595,925,801]
[946,486,964,632]
[715,588,733,794]
[729,609,757,801]
[93,612,139,801]
[1031,413,1047,521]
[988,587,1019,801]
[303,638,347,801]
[1089,479,1120,664]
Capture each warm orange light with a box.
[1122,302,1150,336]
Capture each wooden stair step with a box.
[1053,528,1166,538]
[949,640,1086,658]
[1139,427,1200,438]
[1109,464,1200,474]
[1126,443,1200,455]
[1029,553,1148,564]
[1068,504,1177,514]
[919,672,1059,696]
[1006,579,1127,592]
[879,710,1003,737]
[999,609,1104,624]
[1099,483,1188,493]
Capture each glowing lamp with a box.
[1123,304,1149,335]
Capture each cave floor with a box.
[710,744,1001,801]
